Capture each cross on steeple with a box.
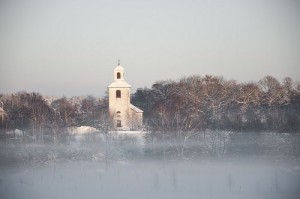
[118,59,120,66]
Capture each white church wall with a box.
[108,63,143,131]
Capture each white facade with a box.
[108,63,143,130]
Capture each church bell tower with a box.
[107,60,144,131]
[108,61,132,130]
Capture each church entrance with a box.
[117,120,121,127]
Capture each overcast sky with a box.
[0,0,299,97]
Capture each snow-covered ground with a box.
[68,126,99,135]
[0,131,300,199]
[1,160,299,199]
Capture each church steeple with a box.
[114,61,125,81]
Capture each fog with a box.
[0,131,300,199]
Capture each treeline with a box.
[1,75,300,137]
[132,75,300,133]
[0,92,108,139]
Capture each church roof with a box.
[130,104,143,113]
[114,65,124,71]
[108,80,132,88]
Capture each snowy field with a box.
[0,131,300,199]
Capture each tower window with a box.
[117,120,121,127]
[117,72,121,79]
[116,90,121,98]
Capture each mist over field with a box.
[1,0,300,198]
[1,131,300,199]
[1,73,300,199]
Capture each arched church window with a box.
[117,72,121,79]
[117,120,121,127]
[116,90,121,98]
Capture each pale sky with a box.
[0,0,299,97]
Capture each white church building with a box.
[108,62,143,130]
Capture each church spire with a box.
[114,60,125,81]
